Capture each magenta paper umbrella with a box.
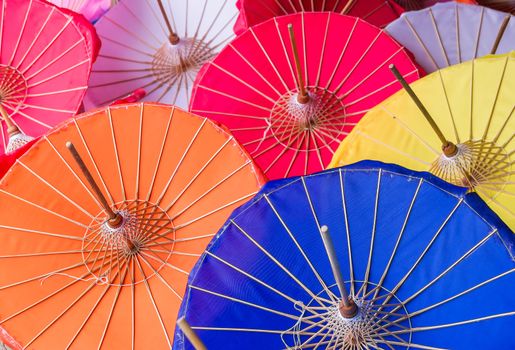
[190,12,423,180]
[84,0,239,110]
[234,0,405,34]
[386,2,514,73]
[0,0,95,157]
[48,0,113,22]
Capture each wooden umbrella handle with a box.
[177,317,207,350]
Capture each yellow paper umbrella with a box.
[330,52,515,230]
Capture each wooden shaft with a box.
[341,0,356,15]
[389,64,456,156]
[177,317,207,350]
[490,15,510,55]
[0,104,20,136]
[66,141,122,226]
[287,24,309,104]
[320,225,357,318]
[156,0,179,44]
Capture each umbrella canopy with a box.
[84,0,239,110]
[0,0,96,157]
[48,0,113,22]
[190,12,423,180]
[476,0,515,14]
[330,52,515,231]
[394,0,477,11]
[386,2,514,73]
[0,103,265,349]
[234,0,405,34]
[174,161,515,349]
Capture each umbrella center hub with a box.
[269,88,347,152]
[0,65,28,111]
[431,140,511,193]
[284,282,411,348]
[152,39,214,80]
[83,200,175,286]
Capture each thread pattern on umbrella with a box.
[174,162,515,349]
[235,0,405,32]
[385,2,514,73]
[330,53,515,230]
[0,103,264,349]
[190,12,422,180]
[85,0,238,110]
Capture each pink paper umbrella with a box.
[0,0,96,162]
[48,0,113,22]
[190,12,423,180]
[234,0,405,34]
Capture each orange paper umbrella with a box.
[0,103,264,349]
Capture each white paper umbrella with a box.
[386,2,514,73]
[84,0,238,110]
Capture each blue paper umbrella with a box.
[174,161,514,349]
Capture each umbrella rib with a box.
[118,1,163,45]
[456,6,462,63]
[0,188,90,229]
[250,25,290,93]
[482,56,509,141]
[134,256,173,348]
[20,17,75,75]
[375,199,464,312]
[210,62,277,104]
[340,46,406,99]
[402,268,515,324]
[103,16,160,52]
[376,340,446,350]
[436,70,461,143]
[73,119,116,206]
[138,252,183,300]
[46,137,105,215]
[360,170,382,297]
[352,129,432,167]
[170,160,252,220]
[197,84,273,112]
[284,133,307,178]
[16,160,99,221]
[379,311,515,337]
[189,285,309,322]
[315,14,331,87]
[153,116,203,205]
[429,8,450,67]
[10,0,42,68]
[25,85,87,97]
[0,224,83,242]
[107,107,127,201]
[191,0,208,40]
[98,34,155,59]
[325,17,358,90]
[402,229,499,306]
[23,39,84,79]
[473,8,486,59]
[97,268,128,349]
[338,169,356,296]
[173,192,258,231]
[403,15,440,71]
[372,178,424,300]
[229,43,283,97]
[381,106,441,155]
[231,219,331,307]
[135,104,144,198]
[265,194,336,300]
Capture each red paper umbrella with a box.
[0,0,96,158]
[190,12,423,180]
[234,0,405,34]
